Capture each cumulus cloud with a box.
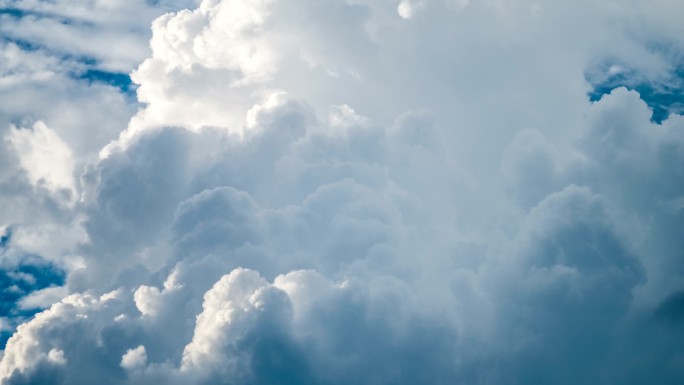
[1,0,684,384]
[120,346,146,371]
[17,286,68,311]
[6,121,76,196]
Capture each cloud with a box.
[120,346,146,371]
[0,0,197,71]
[17,286,68,311]
[6,121,76,196]
[1,0,684,384]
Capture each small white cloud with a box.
[133,285,162,317]
[7,272,36,286]
[608,64,624,76]
[47,349,67,365]
[397,0,416,19]
[18,286,69,310]
[0,318,12,332]
[328,104,369,129]
[6,121,76,196]
[120,345,147,370]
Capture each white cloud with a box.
[120,346,146,371]
[47,349,66,366]
[1,0,684,384]
[397,0,421,19]
[0,0,197,71]
[6,121,76,196]
[18,286,69,311]
[180,268,288,374]
[0,318,12,332]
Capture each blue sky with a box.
[0,0,683,384]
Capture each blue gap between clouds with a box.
[77,69,136,95]
[0,8,26,18]
[0,230,66,349]
[0,6,85,26]
[1,36,135,96]
[0,232,9,249]
[588,67,684,124]
[0,6,135,96]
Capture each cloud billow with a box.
[1,0,684,384]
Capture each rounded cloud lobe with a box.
[1,0,684,384]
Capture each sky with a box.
[0,0,683,384]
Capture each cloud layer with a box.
[1,0,684,383]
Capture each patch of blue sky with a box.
[587,58,684,124]
[76,69,136,95]
[589,78,684,123]
[0,7,26,18]
[0,36,43,53]
[1,35,135,95]
[1,35,97,66]
[0,261,66,348]
[0,232,66,348]
[0,229,9,249]
[0,5,86,26]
